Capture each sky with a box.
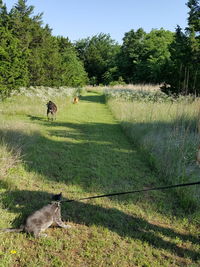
[5,0,189,43]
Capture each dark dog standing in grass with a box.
[47,101,57,121]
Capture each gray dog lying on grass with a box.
[0,193,71,237]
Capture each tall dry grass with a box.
[106,89,200,216]
[85,83,161,92]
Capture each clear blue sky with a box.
[5,0,189,43]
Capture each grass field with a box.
[0,89,199,266]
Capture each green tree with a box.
[118,28,146,83]
[163,1,200,95]
[187,0,200,94]
[118,28,173,84]
[0,1,28,97]
[57,36,88,87]
[141,29,174,83]
[163,26,190,94]
[75,33,119,84]
[9,0,51,86]
[40,29,62,87]
[8,0,87,88]
[187,0,200,32]
[9,0,35,51]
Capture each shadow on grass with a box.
[26,115,47,122]
[0,122,145,192]
[79,92,105,104]
[0,189,199,260]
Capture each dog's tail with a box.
[0,227,24,233]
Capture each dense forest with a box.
[0,0,199,97]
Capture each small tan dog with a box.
[73,97,79,104]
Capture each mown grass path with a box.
[0,91,199,266]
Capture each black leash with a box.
[61,181,200,203]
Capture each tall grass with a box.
[0,142,21,179]
[10,86,81,101]
[85,83,161,92]
[106,88,200,215]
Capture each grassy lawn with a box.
[0,91,199,266]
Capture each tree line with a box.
[0,0,199,98]
[0,0,88,98]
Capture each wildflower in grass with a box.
[10,250,17,254]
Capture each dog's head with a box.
[52,192,62,202]
[46,101,52,107]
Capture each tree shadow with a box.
[26,115,47,122]
[79,94,105,104]
[0,114,199,214]
[0,123,147,195]
[0,189,199,260]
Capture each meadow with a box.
[0,86,199,266]
[105,87,200,215]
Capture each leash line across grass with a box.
[61,181,200,203]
